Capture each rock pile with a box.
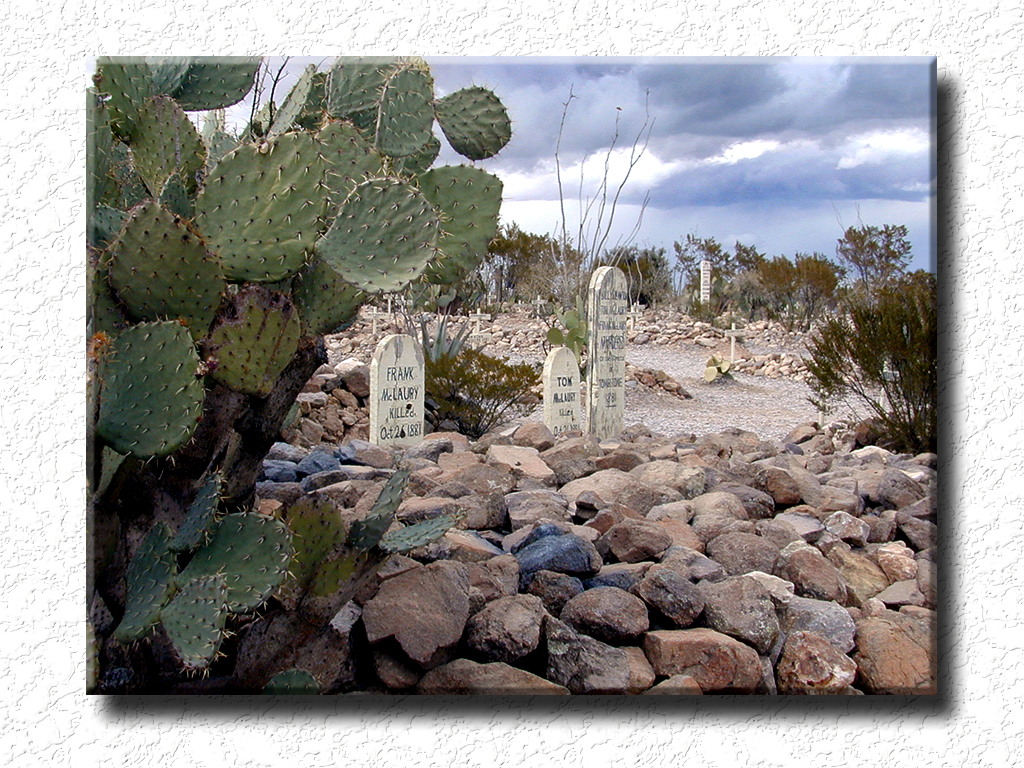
[252,417,938,695]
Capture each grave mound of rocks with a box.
[253,417,938,695]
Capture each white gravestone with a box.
[369,334,424,447]
[468,311,491,348]
[586,266,627,439]
[700,260,712,305]
[543,346,583,435]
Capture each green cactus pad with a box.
[161,574,229,672]
[144,57,191,96]
[292,256,366,337]
[107,201,225,334]
[89,205,128,250]
[310,548,379,598]
[326,58,394,118]
[295,71,329,132]
[94,58,153,141]
[95,321,205,457]
[316,120,384,219]
[87,89,115,214]
[195,131,327,283]
[376,63,435,158]
[203,129,239,173]
[104,141,149,211]
[418,165,503,286]
[314,178,440,293]
[277,496,348,607]
[204,285,301,397]
[170,472,222,553]
[169,58,261,111]
[176,511,292,614]
[391,133,440,177]
[434,86,512,161]
[347,468,409,550]
[130,95,206,197]
[263,668,320,695]
[113,522,177,643]
[379,511,465,554]
[158,174,194,220]
[269,64,317,137]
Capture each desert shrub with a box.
[804,271,936,453]
[424,347,540,438]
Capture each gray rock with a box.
[527,570,585,615]
[705,532,781,577]
[296,448,342,477]
[464,594,546,663]
[631,565,705,628]
[699,575,781,654]
[782,595,856,653]
[261,459,299,483]
[514,533,603,587]
[560,586,650,644]
[544,616,634,694]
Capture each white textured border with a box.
[6,1,1012,765]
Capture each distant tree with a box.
[602,245,672,306]
[835,223,912,299]
[757,255,799,324]
[672,234,765,293]
[486,222,583,304]
[794,252,845,324]
[755,252,845,329]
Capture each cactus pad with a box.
[277,496,348,607]
[347,468,409,550]
[196,131,328,282]
[176,511,292,613]
[391,133,440,177]
[95,321,205,457]
[108,201,225,334]
[161,574,229,671]
[131,95,206,197]
[169,58,261,111]
[419,165,503,286]
[326,58,393,118]
[113,522,177,643]
[316,120,384,219]
[94,58,153,141]
[263,668,320,695]
[434,86,512,161]
[314,178,440,293]
[379,511,465,554]
[204,285,301,397]
[89,205,128,250]
[170,472,222,553]
[268,64,317,137]
[376,62,435,158]
[292,255,366,338]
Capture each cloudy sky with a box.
[223,56,935,273]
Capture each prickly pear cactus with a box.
[88,56,513,692]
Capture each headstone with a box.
[533,295,546,319]
[700,260,712,305]
[586,266,627,440]
[724,322,747,363]
[369,334,425,447]
[467,311,491,349]
[543,346,583,435]
[627,303,645,331]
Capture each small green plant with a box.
[703,355,733,383]
[419,313,473,362]
[546,295,588,367]
[424,347,540,438]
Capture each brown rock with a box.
[631,565,705,628]
[512,421,556,452]
[486,444,557,487]
[826,547,889,607]
[560,469,679,517]
[416,659,569,695]
[780,546,848,603]
[654,519,704,551]
[642,675,703,694]
[597,518,673,563]
[706,532,781,577]
[362,561,471,666]
[641,629,761,692]
[629,461,707,498]
[560,587,650,644]
[595,450,648,472]
[544,616,634,694]
[854,612,937,694]
[527,569,585,615]
[464,594,546,663]
[624,646,657,693]
[777,631,858,694]
[699,575,781,654]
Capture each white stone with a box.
[543,346,583,435]
[586,266,627,440]
[369,334,425,447]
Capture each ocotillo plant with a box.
[87,56,511,693]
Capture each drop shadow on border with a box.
[94,71,962,727]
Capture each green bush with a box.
[425,347,540,438]
[804,271,936,453]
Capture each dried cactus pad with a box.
[161,574,229,672]
[195,131,327,283]
[176,511,292,614]
[108,201,225,335]
[113,522,177,643]
[95,321,205,458]
[205,285,301,397]
[315,178,440,294]
[434,86,512,161]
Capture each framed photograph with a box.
[87,56,936,695]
